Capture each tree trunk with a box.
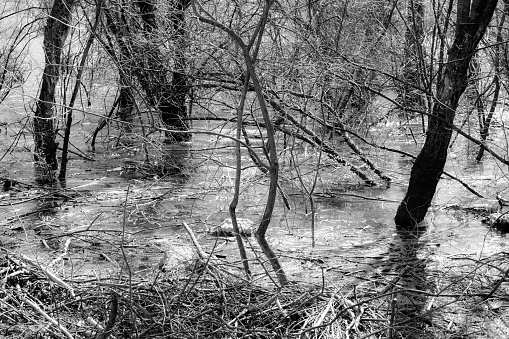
[159,0,191,142]
[34,0,76,184]
[105,0,191,143]
[395,0,498,226]
[117,72,135,132]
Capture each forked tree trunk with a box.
[395,0,498,226]
[34,0,76,183]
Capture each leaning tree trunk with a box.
[395,0,498,226]
[34,0,76,184]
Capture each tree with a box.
[33,0,77,184]
[103,0,191,143]
[395,0,499,226]
[191,0,288,286]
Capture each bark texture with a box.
[395,0,498,226]
[34,0,77,183]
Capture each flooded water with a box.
[1,29,508,287]
[1,44,509,338]
[1,86,508,287]
[1,12,508,337]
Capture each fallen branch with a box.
[16,284,74,339]
[265,97,376,185]
[12,252,76,298]
[336,128,484,198]
[322,101,392,182]
[182,221,214,262]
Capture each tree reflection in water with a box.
[382,223,435,338]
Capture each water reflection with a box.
[384,223,434,338]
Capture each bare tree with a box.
[395,0,499,226]
[102,0,191,143]
[33,0,77,184]
[191,0,289,286]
